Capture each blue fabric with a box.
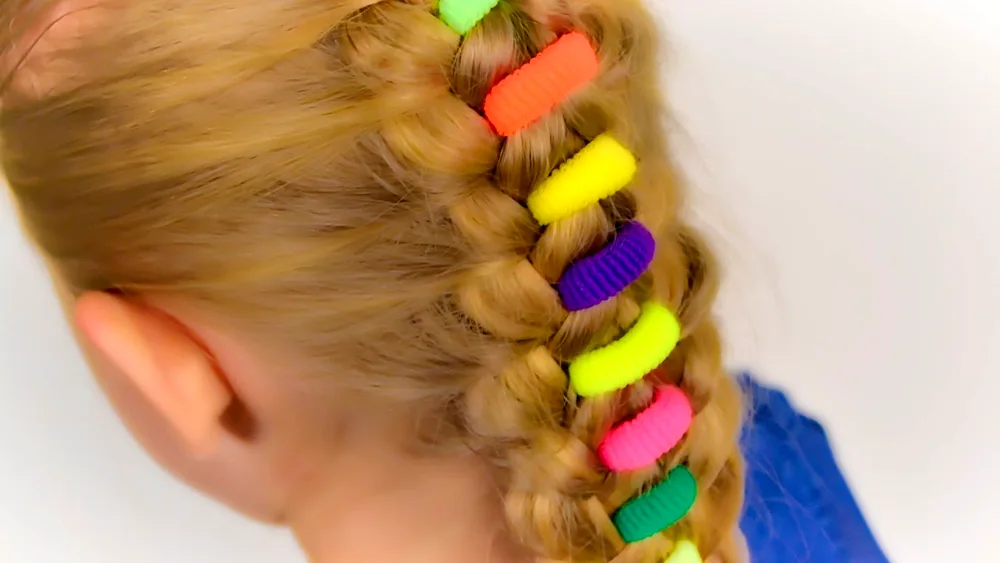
[738,375,890,562]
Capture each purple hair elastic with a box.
[558,222,656,311]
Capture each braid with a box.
[436,1,745,561]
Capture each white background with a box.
[2,0,998,561]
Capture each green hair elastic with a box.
[438,0,501,35]
[613,466,698,544]
[568,301,681,398]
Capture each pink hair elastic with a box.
[483,32,600,136]
[598,386,693,472]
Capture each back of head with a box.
[1,0,744,561]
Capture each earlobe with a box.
[73,292,233,455]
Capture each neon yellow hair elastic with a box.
[569,301,681,397]
[665,540,703,562]
[527,133,638,225]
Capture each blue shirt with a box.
[739,375,890,562]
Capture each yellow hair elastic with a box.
[527,133,638,225]
[665,540,703,563]
[569,301,681,397]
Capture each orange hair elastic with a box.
[484,32,600,137]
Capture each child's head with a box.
[2,0,744,561]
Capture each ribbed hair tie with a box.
[484,32,600,136]
[613,465,698,543]
[569,301,681,397]
[528,133,637,225]
[598,385,693,472]
[559,222,655,311]
[438,0,500,35]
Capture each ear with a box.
[73,292,233,455]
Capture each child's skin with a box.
[9,4,524,562]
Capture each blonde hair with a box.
[1,0,745,560]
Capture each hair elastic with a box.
[569,301,681,398]
[527,133,637,225]
[613,465,698,543]
[484,32,600,137]
[598,385,693,472]
[559,221,654,311]
[665,540,703,563]
[438,0,500,35]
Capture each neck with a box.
[287,443,526,563]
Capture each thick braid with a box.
[342,1,744,561]
[438,1,745,562]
